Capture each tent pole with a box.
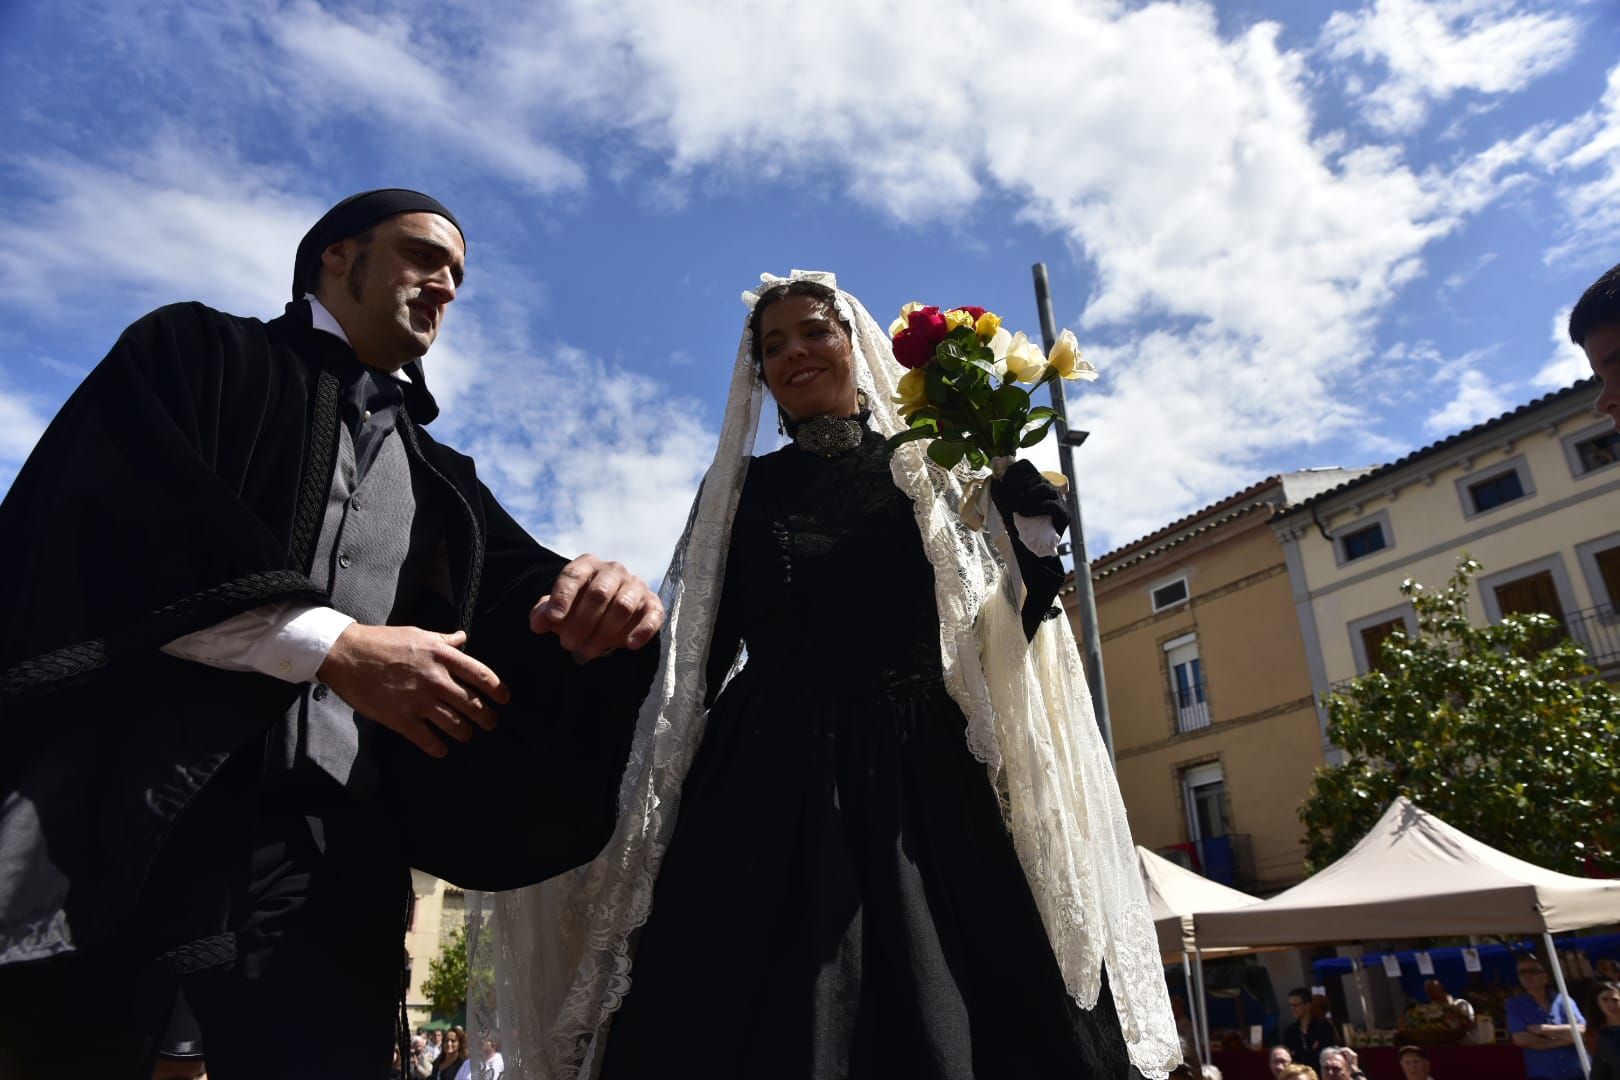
[1543,931,1591,1078]
[1351,954,1372,1031]
[1195,948,1212,1062]
[1181,951,1203,1066]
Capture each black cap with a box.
[291,188,463,301]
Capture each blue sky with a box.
[1,0,1616,577]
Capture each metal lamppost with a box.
[1032,263,1115,764]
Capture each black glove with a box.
[989,460,1070,641]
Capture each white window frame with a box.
[1164,632,1209,733]
[1562,420,1620,480]
[1455,454,1535,521]
[1151,575,1191,613]
[1330,509,1394,568]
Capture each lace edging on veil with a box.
[465,272,1180,1079]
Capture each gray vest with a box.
[275,411,438,797]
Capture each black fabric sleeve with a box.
[381,483,658,891]
[0,304,325,713]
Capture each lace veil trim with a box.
[466,272,1180,1079]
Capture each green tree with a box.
[1299,556,1620,876]
[421,922,469,1018]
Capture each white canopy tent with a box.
[1137,845,1264,1064]
[1139,844,1262,957]
[1194,797,1620,1075]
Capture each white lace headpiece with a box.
[466,271,1179,1079]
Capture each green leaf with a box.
[992,384,1031,418]
[1027,406,1056,423]
[1020,416,1056,447]
[927,438,970,469]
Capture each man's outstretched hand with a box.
[529,555,664,662]
[317,625,510,758]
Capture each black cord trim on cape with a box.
[397,411,483,628]
[291,368,342,573]
[0,569,320,709]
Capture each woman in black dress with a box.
[496,273,1177,1079]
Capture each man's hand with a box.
[317,624,510,757]
[529,555,664,662]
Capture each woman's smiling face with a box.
[758,293,858,422]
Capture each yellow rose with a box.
[1047,328,1098,381]
[893,367,929,416]
[1002,331,1047,383]
[943,308,977,333]
[975,311,1001,341]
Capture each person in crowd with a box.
[1573,261,1620,432]
[425,1030,443,1063]
[1398,1043,1434,1079]
[1282,987,1338,1062]
[479,1036,504,1080]
[408,1035,434,1079]
[1424,977,1475,1028]
[1320,1046,1366,1080]
[0,189,663,1079]
[433,1027,472,1080]
[1507,954,1587,1080]
[1269,1044,1295,1077]
[1586,980,1620,1080]
[1281,1067,1319,1080]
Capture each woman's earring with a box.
[857,387,869,410]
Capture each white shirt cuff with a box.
[161,602,355,683]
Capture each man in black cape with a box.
[0,189,663,1078]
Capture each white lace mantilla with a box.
[465,272,1180,1079]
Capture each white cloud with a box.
[1537,62,1620,265]
[0,148,713,580]
[4,0,1554,551]
[0,143,319,316]
[0,389,49,464]
[1532,306,1590,391]
[1321,0,1580,134]
[1425,367,1513,433]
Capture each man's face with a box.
[1322,1051,1352,1079]
[1518,960,1550,993]
[327,211,465,369]
[1269,1046,1293,1077]
[1288,995,1310,1024]
[1585,322,1620,432]
[430,1031,442,1046]
[1400,1051,1432,1079]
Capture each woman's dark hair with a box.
[748,280,850,369]
[1586,980,1620,1048]
[1570,262,1620,348]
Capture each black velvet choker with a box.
[785,408,871,459]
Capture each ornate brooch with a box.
[793,414,866,459]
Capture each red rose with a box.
[892,328,936,369]
[906,305,949,346]
[955,306,987,320]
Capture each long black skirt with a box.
[600,665,1146,1079]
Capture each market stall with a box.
[1193,797,1620,1078]
[1138,845,1265,1064]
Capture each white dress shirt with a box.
[159,295,386,682]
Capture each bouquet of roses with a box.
[886,303,1096,471]
[885,302,1096,639]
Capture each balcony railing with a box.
[1561,604,1620,668]
[1156,833,1254,889]
[1175,681,1211,733]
